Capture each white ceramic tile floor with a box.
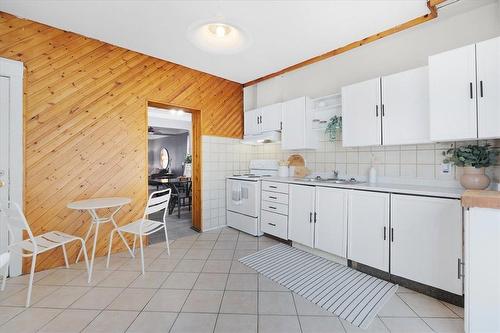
[0,227,464,332]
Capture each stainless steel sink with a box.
[297,177,364,184]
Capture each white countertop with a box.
[262,177,464,199]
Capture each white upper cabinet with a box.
[382,67,430,145]
[244,108,261,136]
[282,96,318,150]
[429,44,477,141]
[476,37,500,139]
[314,187,348,258]
[348,190,390,272]
[288,184,315,248]
[260,103,283,132]
[342,78,381,147]
[244,103,283,137]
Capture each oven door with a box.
[226,178,260,217]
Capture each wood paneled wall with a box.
[0,12,243,272]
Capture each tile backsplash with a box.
[201,134,500,231]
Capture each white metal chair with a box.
[0,202,90,307]
[0,252,9,292]
[107,188,171,274]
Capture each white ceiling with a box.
[0,1,478,83]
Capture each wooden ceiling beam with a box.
[244,0,444,87]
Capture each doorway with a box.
[147,103,201,242]
[0,58,24,277]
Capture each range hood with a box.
[241,131,281,145]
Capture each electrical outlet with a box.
[440,163,451,174]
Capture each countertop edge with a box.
[461,190,500,209]
[258,177,464,199]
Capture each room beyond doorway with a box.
[147,106,197,242]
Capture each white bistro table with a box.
[68,197,134,282]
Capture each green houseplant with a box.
[325,115,342,141]
[443,144,499,190]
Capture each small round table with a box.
[68,197,133,282]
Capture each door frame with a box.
[147,101,202,231]
[0,57,24,276]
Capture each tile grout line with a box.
[212,228,236,333]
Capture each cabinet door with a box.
[314,187,348,258]
[282,97,317,150]
[348,190,390,272]
[288,184,315,247]
[261,103,282,132]
[244,108,261,135]
[429,44,477,141]
[477,37,500,139]
[391,195,463,295]
[341,78,381,147]
[382,67,430,145]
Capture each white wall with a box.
[244,2,500,109]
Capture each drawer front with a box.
[261,201,288,215]
[262,191,289,205]
[262,181,289,194]
[261,210,288,239]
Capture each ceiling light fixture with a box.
[187,20,251,55]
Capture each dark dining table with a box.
[148,176,192,218]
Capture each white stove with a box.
[226,160,278,236]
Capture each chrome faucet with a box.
[332,170,339,179]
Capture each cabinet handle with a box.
[391,228,394,242]
[268,223,276,227]
[269,196,277,199]
[314,212,317,224]
[375,105,379,117]
[469,82,473,99]
[260,115,263,123]
[458,258,464,279]
[383,226,387,240]
[269,185,277,189]
[309,212,312,223]
[381,104,385,117]
[268,206,277,210]
[480,80,484,97]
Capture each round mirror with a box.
[160,147,170,169]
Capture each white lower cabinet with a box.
[261,209,288,239]
[288,184,315,247]
[315,187,348,258]
[348,190,390,272]
[391,194,463,295]
[289,184,348,258]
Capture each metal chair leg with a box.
[26,254,36,307]
[62,244,69,268]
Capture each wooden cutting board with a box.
[294,166,310,178]
[288,154,305,167]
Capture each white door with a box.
[260,103,282,132]
[342,78,381,147]
[288,184,315,247]
[0,58,23,277]
[314,186,348,258]
[429,44,477,141]
[0,77,10,261]
[382,66,431,145]
[476,37,500,139]
[244,108,261,136]
[348,190,390,272]
[391,195,463,295]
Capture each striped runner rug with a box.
[239,243,398,329]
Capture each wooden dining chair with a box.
[106,188,171,274]
[0,202,90,307]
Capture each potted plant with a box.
[443,144,499,190]
[325,115,342,142]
